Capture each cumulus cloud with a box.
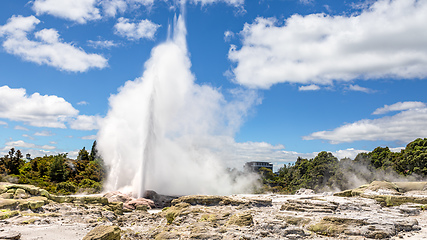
[114,17,160,40]
[229,0,427,89]
[0,140,61,159]
[0,15,108,72]
[0,121,7,126]
[101,0,128,17]
[214,138,368,170]
[69,115,101,130]
[0,85,79,128]
[304,102,427,144]
[4,140,56,150]
[32,0,101,24]
[299,84,320,91]
[373,101,426,115]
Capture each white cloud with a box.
[101,0,128,17]
[0,15,108,72]
[82,135,97,140]
[0,141,59,158]
[4,140,56,150]
[299,0,314,5]
[114,17,160,40]
[32,0,101,24]
[200,136,370,171]
[229,0,427,89]
[0,85,78,128]
[87,40,119,49]
[67,150,80,159]
[304,102,427,144]
[0,121,8,127]
[14,126,29,131]
[5,140,36,149]
[34,130,54,136]
[299,84,320,91]
[69,115,101,130]
[77,101,89,105]
[224,30,234,42]
[373,101,426,115]
[191,0,244,6]
[346,84,375,93]
[22,134,35,140]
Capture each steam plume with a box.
[97,9,259,197]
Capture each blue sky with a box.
[1,0,427,170]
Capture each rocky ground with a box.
[1,181,427,239]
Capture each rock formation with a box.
[0,181,426,239]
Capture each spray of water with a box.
[97,9,259,197]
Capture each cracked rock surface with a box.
[1,181,427,239]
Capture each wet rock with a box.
[143,190,179,208]
[0,230,21,239]
[282,227,306,238]
[82,225,121,240]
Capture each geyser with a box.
[97,10,259,197]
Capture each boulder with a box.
[295,188,315,195]
[0,199,19,210]
[0,230,21,240]
[0,210,19,220]
[123,198,154,210]
[103,191,132,204]
[143,190,179,208]
[227,212,253,227]
[83,225,121,240]
[13,189,29,199]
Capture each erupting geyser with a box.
[97,9,258,197]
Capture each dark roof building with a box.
[244,161,273,173]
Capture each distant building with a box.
[26,153,31,161]
[244,161,273,173]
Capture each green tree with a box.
[4,148,24,175]
[49,154,68,182]
[76,147,90,174]
[400,138,427,175]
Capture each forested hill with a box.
[260,138,427,193]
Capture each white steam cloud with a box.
[97,12,259,197]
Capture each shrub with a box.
[56,181,77,195]
[79,178,102,192]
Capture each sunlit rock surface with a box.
[1,182,427,239]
